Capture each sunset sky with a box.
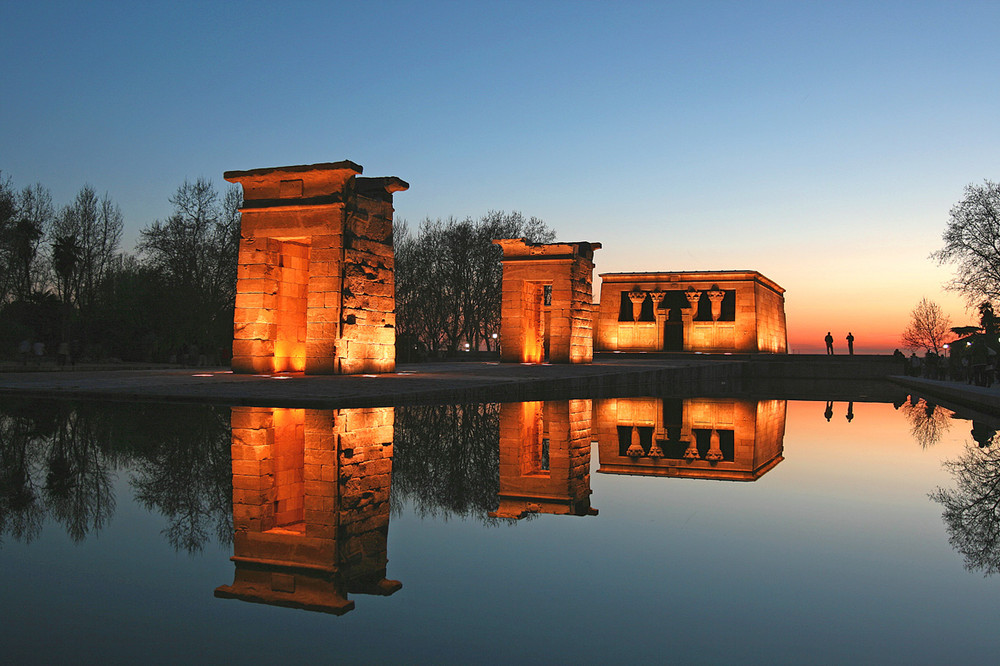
[3,1,997,353]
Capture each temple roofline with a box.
[224,161,363,180]
[599,270,784,294]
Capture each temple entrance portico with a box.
[595,271,787,354]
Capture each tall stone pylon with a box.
[226,161,407,374]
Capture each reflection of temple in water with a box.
[593,398,786,481]
[491,400,598,519]
[215,406,399,615]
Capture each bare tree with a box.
[51,185,123,310]
[0,173,21,303]
[934,180,1000,306]
[901,297,952,354]
[137,178,242,352]
[394,211,555,355]
[6,184,54,301]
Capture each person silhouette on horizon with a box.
[825,332,834,355]
[846,332,854,355]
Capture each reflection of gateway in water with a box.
[491,400,598,519]
[593,398,786,481]
[215,407,400,615]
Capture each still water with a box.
[1,394,999,663]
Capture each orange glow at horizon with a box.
[786,288,970,354]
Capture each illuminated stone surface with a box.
[593,397,786,481]
[491,399,597,519]
[595,271,788,354]
[216,406,399,614]
[493,239,602,363]
[226,162,407,374]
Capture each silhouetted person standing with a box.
[846,332,854,355]
[824,401,834,421]
[825,332,834,355]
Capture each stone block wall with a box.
[754,281,789,353]
[753,399,787,470]
[226,162,407,374]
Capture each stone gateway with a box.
[226,161,407,374]
[493,239,601,364]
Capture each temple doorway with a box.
[664,309,684,351]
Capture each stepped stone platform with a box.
[0,359,715,409]
[0,353,915,409]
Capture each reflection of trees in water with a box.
[392,403,502,523]
[0,404,47,544]
[43,403,116,542]
[931,443,1000,575]
[0,400,231,553]
[126,404,233,553]
[900,398,954,449]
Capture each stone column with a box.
[707,288,725,322]
[650,291,666,349]
[705,429,724,460]
[684,288,701,312]
[626,426,644,457]
[682,289,700,351]
[627,290,646,322]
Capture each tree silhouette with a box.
[934,180,1000,306]
[395,212,555,354]
[901,297,952,354]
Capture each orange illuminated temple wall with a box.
[493,239,602,363]
[595,271,787,354]
[593,397,786,481]
[225,161,408,374]
[215,406,399,615]
[491,399,597,519]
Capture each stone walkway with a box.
[891,376,1000,417]
[0,359,712,408]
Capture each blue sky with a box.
[3,1,998,350]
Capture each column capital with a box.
[627,290,646,321]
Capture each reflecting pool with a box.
[1,393,999,663]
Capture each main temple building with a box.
[594,270,787,354]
